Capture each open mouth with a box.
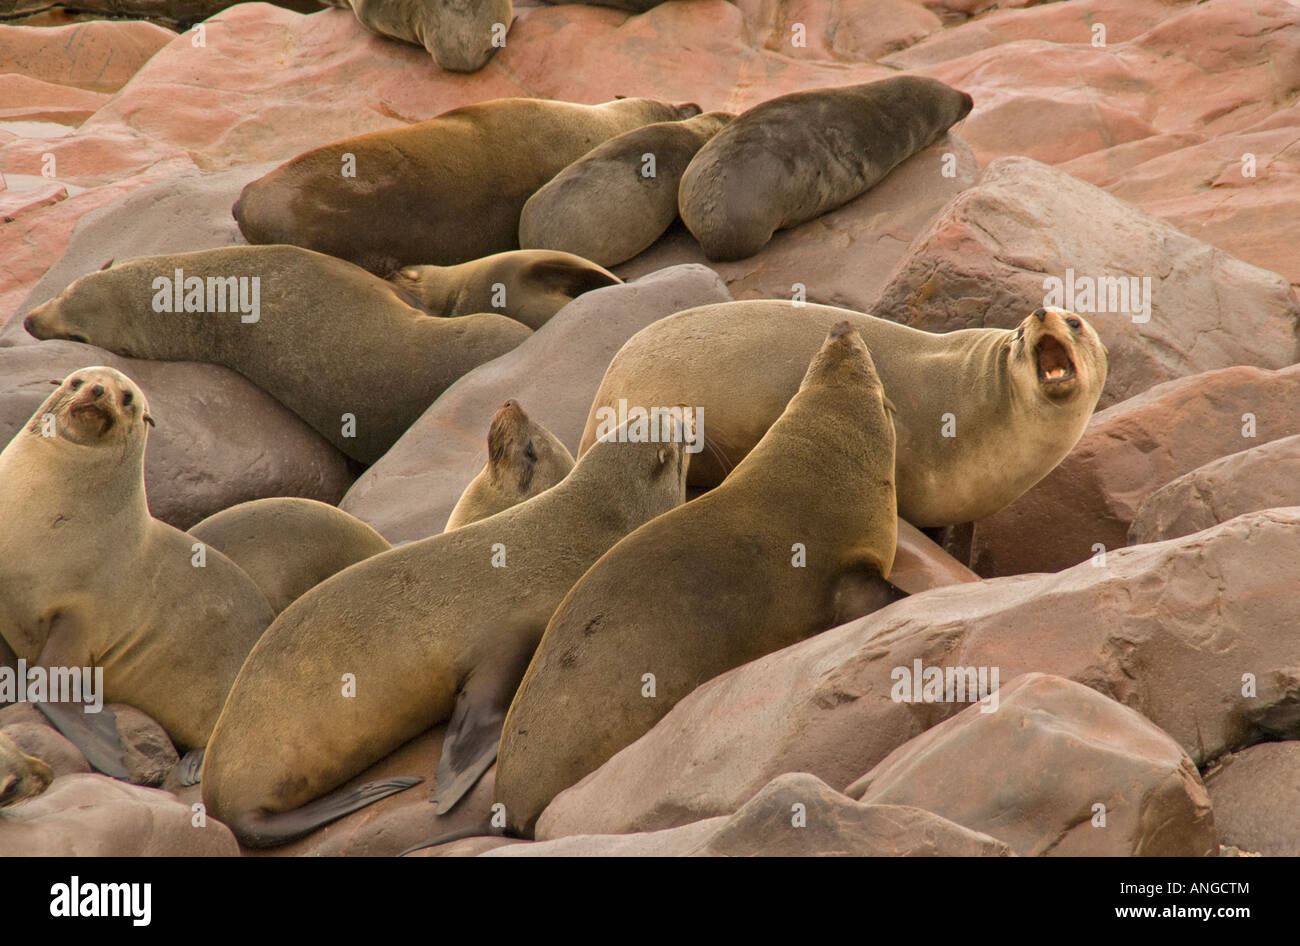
[1035,335,1076,385]
[69,402,115,434]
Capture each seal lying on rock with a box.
[497,323,898,835]
[201,420,690,847]
[322,0,513,73]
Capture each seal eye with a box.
[69,379,83,391]
[122,391,133,406]
[524,442,537,464]
[1066,317,1082,331]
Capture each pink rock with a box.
[0,19,175,94]
[0,722,91,778]
[970,364,1300,577]
[1204,742,1300,857]
[732,0,942,62]
[0,74,110,126]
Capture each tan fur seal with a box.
[234,97,702,274]
[519,112,734,267]
[497,323,897,835]
[0,731,53,808]
[444,399,574,531]
[322,0,512,73]
[201,420,689,847]
[189,498,392,615]
[679,77,973,260]
[21,245,530,464]
[388,250,621,330]
[580,302,1108,527]
[0,367,274,750]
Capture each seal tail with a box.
[231,776,423,848]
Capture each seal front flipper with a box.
[34,701,130,780]
[432,643,536,814]
[233,776,424,848]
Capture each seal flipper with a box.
[34,701,130,780]
[178,747,205,787]
[233,776,423,848]
[432,645,535,814]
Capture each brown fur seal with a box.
[189,498,392,615]
[21,245,530,464]
[322,0,512,73]
[0,367,274,750]
[388,250,621,330]
[580,302,1108,527]
[445,399,574,531]
[201,420,689,847]
[497,323,897,835]
[679,77,973,260]
[519,112,734,267]
[0,731,53,808]
[234,97,702,274]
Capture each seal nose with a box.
[22,316,34,334]
[1034,307,1047,323]
[91,384,105,398]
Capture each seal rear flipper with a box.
[178,747,205,786]
[34,701,130,780]
[526,257,622,299]
[233,776,423,848]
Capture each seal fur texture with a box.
[498,323,898,834]
[678,77,973,260]
[580,302,1108,527]
[519,112,734,267]
[234,97,702,274]
[189,498,392,615]
[200,421,689,847]
[322,0,512,73]
[0,731,54,808]
[445,399,575,531]
[388,250,621,330]
[0,367,274,749]
[22,245,531,464]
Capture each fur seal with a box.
[497,323,898,834]
[580,302,1108,527]
[444,399,574,531]
[519,112,734,267]
[322,0,512,73]
[21,245,530,464]
[0,731,53,808]
[389,250,621,330]
[201,421,689,847]
[189,498,392,615]
[0,367,274,750]
[234,97,702,274]
[678,77,973,260]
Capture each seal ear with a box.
[882,395,898,417]
[143,413,156,428]
[99,259,114,271]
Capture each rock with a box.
[0,773,238,856]
[615,135,978,314]
[109,704,179,787]
[869,156,1300,409]
[2,163,272,342]
[536,508,1300,837]
[0,722,91,777]
[1204,742,1300,857]
[970,363,1300,576]
[733,0,943,62]
[342,264,730,543]
[1129,434,1300,545]
[845,674,1216,856]
[0,342,355,529]
[242,723,498,858]
[405,836,524,857]
[0,20,175,94]
[526,773,1012,855]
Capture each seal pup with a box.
[189,498,392,615]
[679,77,973,260]
[444,399,575,531]
[388,249,621,330]
[519,112,734,267]
[497,323,897,834]
[234,97,702,274]
[580,302,1108,527]
[0,367,274,751]
[200,420,690,847]
[21,245,531,464]
[0,731,54,808]
[322,0,512,73]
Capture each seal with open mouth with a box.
[579,302,1108,527]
